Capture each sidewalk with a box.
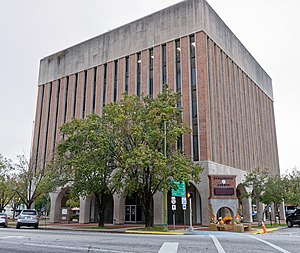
[34,221,285,235]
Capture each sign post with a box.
[187,192,194,232]
[171,197,176,231]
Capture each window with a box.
[190,35,199,161]
[149,48,154,97]
[114,60,118,102]
[103,64,107,105]
[162,44,167,90]
[92,67,97,113]
[82,70,87,118]
[73,73,78,118]
[125,56,129,94]
[63,76,69,123]
[137,53,141,97]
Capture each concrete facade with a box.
[31,0,280,226]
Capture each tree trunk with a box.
[94,192,105,227]
[141,194,154,227]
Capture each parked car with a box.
[16,209,39,229]
[286,209,300,227]
[0,213,8,228]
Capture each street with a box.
[0,227,299,253]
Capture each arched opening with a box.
[167,182,202,225]
[90,193,114,223]
[124,193,144,223]
[217,206,234,220]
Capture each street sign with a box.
[171,197,176,205]
[171,181,186,197]
[182,204,187,210]
[172,205,176,211]
[181,196,187,205]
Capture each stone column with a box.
[113,193,125,224]
[153,191,164,225]
[49,190,63,223]
[278,201,286,222]
[257,202,265,222]
[242,197,252,223]
[79,196,92,224]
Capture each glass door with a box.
[125,205,136,222]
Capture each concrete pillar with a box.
[79,196,92,224]
[202,198,210,226]
[113,193,125,224]
[279,202,286,222]
[153,191,164,225]
[49,190,63,223]
[270,203,276,223]
[242,197,252,223]
[257,202,265,222]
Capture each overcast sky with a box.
[0,0,299,174]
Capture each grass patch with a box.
[80,226,116,229]
[128,226,166,231]
[252,224,287,228]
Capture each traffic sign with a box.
[171,181,186,197]
[171,196,176,205]
[181,196,187,205]
[182,204,187,210]
[172,205,176,211]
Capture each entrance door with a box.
[125,205,136,222]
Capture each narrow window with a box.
[149,48,154,98]
[125,56,129,95]
[103,64,107,106]
[162,44,167,90]
[175,39,182,150]
[137,53,141,97]
[34,85,45,173]
[92,67,97,113]
[63,76,69,123]
[53,79,61,155]
[73,73,78,118]
[43,82,53,171]
[175,39,182,93]
[82,70,87,118]
[190,35,199,161]
[114,60,118,102]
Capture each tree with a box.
[54,114,115,227]
[103,91,203,227]
[282,168,300,206]
[0,154,16,212]
[242,168,269,224]
[14,154,56,209]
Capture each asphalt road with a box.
[0,227,299,253]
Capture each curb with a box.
[252,227,281,234]
[125,230,184,235]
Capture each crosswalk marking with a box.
[158,242,179,253]
[209,235,226,253]
[248,235,292,253]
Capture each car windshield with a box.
[22,210,37,215]
[0,213,7,217]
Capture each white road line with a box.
[158,242,179,253]
[209,235,226,253]
[2,241,133,253]
[0,236,24,239]
[249,235,292,253]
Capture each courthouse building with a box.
[31,0,280,226]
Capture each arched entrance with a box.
[90,193,114,223]
[167,182,202,225]
[125,193,143,223]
